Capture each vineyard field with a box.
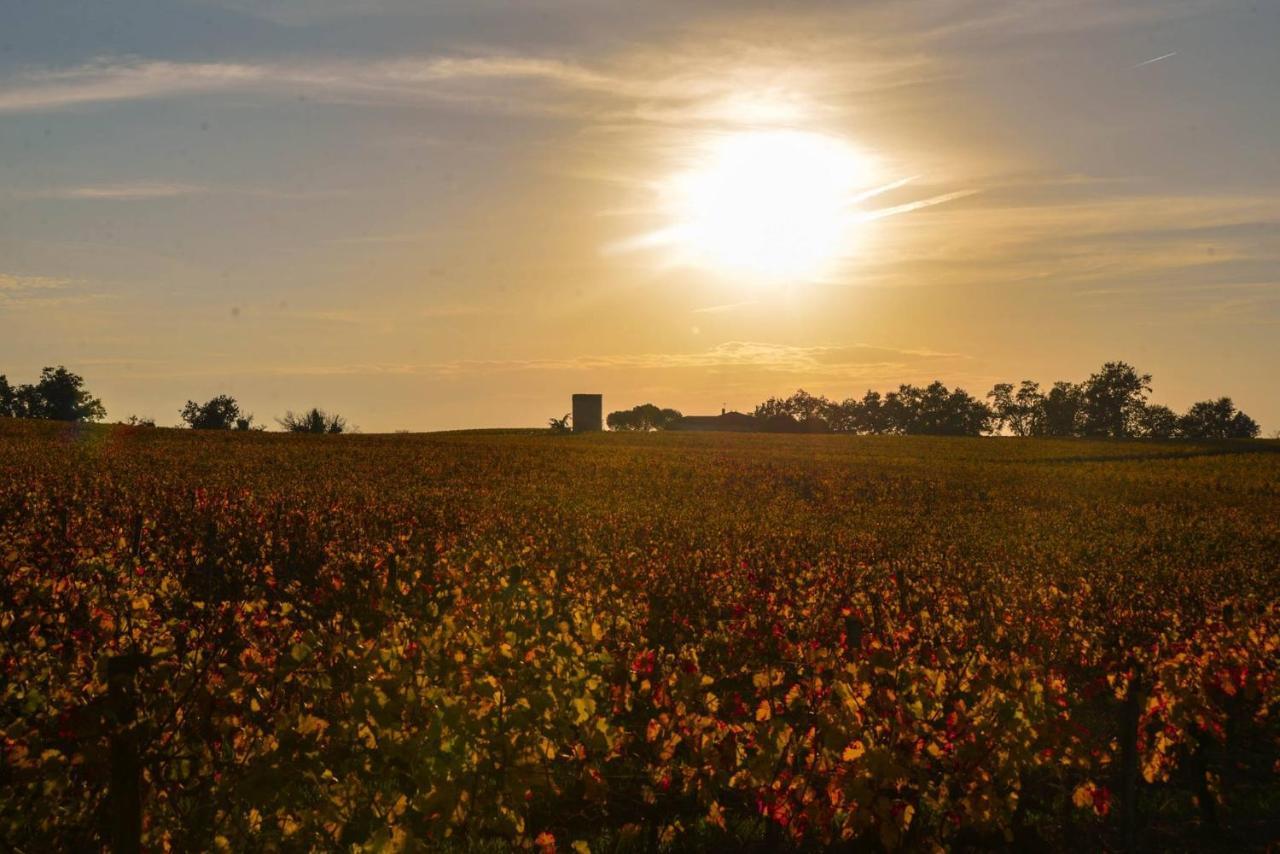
[2,420,1278,851]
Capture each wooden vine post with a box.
[107,653,149,854]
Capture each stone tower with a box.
[572,394,602,432]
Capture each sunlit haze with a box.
[1,1,1277,430]
[638,130,876,282]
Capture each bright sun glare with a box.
[660,130,873,281]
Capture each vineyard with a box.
[2,419,1278,851]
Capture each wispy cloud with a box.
[845,190,1280,291]
[0,272,70,291]
[0,44,924,118]
[252,341,966,381]
[0,60,265,112]
[0,272,112,309]
[12,183,346,201]
[0,56,636,113]
[18,182,207,200]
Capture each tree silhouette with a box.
[606,404,683,431]
[986,364,1261,440]
[1138,404,1179,439]
[0,376,17,418]
[277,408,348,434]
[1080,362,1151,438]
[851,391,888,434]
[0,367,105,422]
[181,396,251,430]
[1038,382,1084,437]
[890,382,991,436]
[753,389,834,424]
[755,385,990,436]
[987,381,1046,436]
[1179,398,1260,439]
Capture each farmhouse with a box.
[668,410,759,432]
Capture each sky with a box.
[1,0,1277,431]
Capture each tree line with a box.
[606,403,684,431]
[611,362,1262,439]
[1,362,1265,439]
[0,367,350,433]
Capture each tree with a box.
[181,395,250,430]
[882,382,991,436]
[1137,404,1179,439]
[548,413,571,434]
[1230,410,1263,439]
[0,366,106,422]
[854,391,888,434]
[880,389,909,435]
[606,404,683,431]
[1080,361,1151,438]
[1039,381,1084,437]
[987,380,1047,437]
[1016,381,1048,437]
[753,390,835,426]
[277,408,348,434]
[987,383,1017,434]
[1179,398,1260,439]
[0,375,17,418]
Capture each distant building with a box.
[668,411,829,433]
[572,394,603,432]
[669,411,759,432]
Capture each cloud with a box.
[0,43,925,119]
[18,182,208,200]
[887,0,1219,45]
[0,56,624,113]
[0,60,265,112]
[0,273,70,291]
[0,272,115,309]
[843,190,1280,291]
[252,341,966,382]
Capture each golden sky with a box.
[1,0,1277,430]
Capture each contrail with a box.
[847,175,918,206]
[1133,51,1177,69]
[859,189,977,223]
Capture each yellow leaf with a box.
[572,696,596,725]
[842,740,865,762]
[1072,783,1093,809]
[755,700,772,722]
[298,714,329,738]
[571,842,591,854]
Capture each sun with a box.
[658,130,874,281]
